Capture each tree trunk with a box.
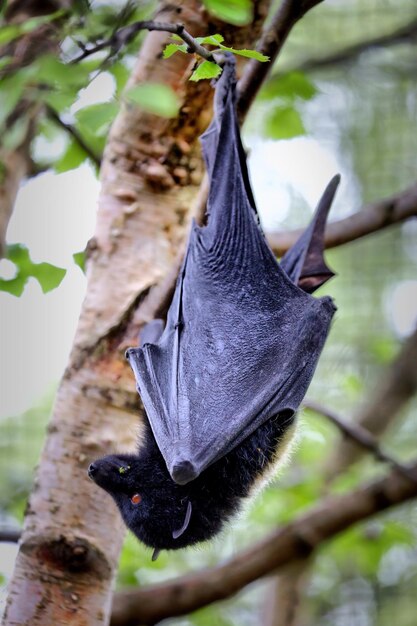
[2,1,271,624]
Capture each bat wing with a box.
[126,57,337,484]
[281,174,340,293]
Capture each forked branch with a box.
[71,20,216,64]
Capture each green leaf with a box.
[110,62,130,96]
[73,251,86,273]
[43,89,77,113]
[0,11,65,45]
[54,139,88,173]
[18,11,66,34]
[195,34,225,45]
[0,274,26,296]
[31,262,67,294]
[218,44,269,62]
[260,72,318,102]
[264,106,305,140]
[0,72,27,128]
[0,25,20,46]
[203,0,253,26]
[35,55,89,90]
[76,102,118,136]
[370,336,398,364]
[126,84,179,118]
[0,244,66,296]
[163,43,187,59]
[0,56,12,72]
[190,61,222,82]
[228,48,269,62]
[2,118,30,151]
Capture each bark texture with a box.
[3,2,271,625]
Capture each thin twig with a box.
[46,106,101,168]
[0,529,21,543]
[71,20,216,65]
[304,399,417,483]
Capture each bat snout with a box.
[88,462,98,479]
[171,460,198,485]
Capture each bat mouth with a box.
[171,460,198,485]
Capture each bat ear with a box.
[281,174,341,294]
[172,500,193,540]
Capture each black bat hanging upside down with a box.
[88,56,340,559]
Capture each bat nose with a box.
[171,460,198,485]
[88,462,98,478]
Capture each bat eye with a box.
[119,465,130,475]
[131,493,141,505]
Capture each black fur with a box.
[88,410,295,552]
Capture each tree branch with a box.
[304,399,417,482]
[71,20,217,65]
[46,106,101,168]
[111,459,417,625]
[0,528,21,543]
[237,0,324,119]
[268,181,417,256]
[325,325,417,477]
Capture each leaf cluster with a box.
[163,33,268,82]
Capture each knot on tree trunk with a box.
[21,534,112,579]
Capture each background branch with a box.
[268,182,417,256]
[0,529,21,543]
[325,325,417,478]
[46,106,101,167]
[71,19,217,64]
[304,399,417,482]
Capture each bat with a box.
[88,56,339,559]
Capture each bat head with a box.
[87,444,225,553]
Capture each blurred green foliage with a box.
[203,0,253,26]
[126,83,180,117]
